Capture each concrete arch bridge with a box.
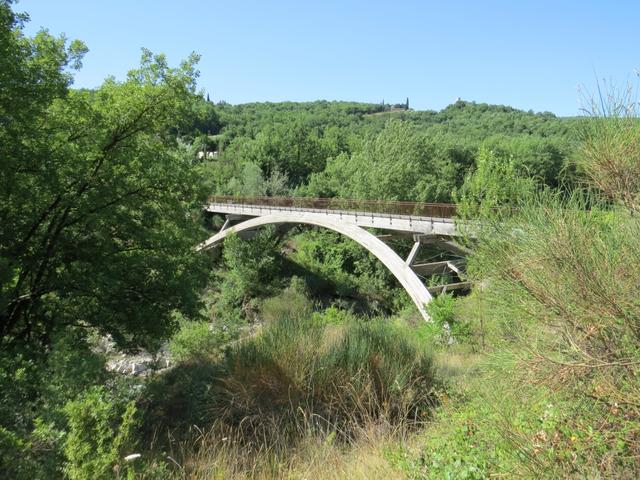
[200,196,472,321]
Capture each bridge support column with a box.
[219,217,231,233]
[405,241,421,266]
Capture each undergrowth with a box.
[410,194,640,479]
[140,284,437,478]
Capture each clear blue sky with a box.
[19,0,640,116]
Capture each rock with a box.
[131,362,147,375]
[99,334,172,377]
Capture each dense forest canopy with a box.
[202,97,580,201]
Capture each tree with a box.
[453,146,536,219]
[306,119,459,202]
[219,228,280,305]
[232,162,266,196]
[0,3,208,350]
[182,94,220,137]
[243,121,326,186]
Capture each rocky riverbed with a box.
[92,335,173,377]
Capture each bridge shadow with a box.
[279,256,395,317]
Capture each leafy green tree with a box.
[303,120,465,202]
[243,121,326,185]
[185,95,221,136]
[483,135,569,187]
[209,98,575,201]
[218,228,281,306]
[302,120,422,200]
[63,386,138,480]
[0,330,109,478]
[302,152,352,198]
[453,146,536,218]
[0,3,208,350]
[230,162,267,196]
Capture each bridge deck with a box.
[209,195,457,218]
[206,196,460,236]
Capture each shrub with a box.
[311,305,354,326]
[219,227,281,305]
[288,230,402,315]
[414,364,564,479]
[63,386,139,480]
[0,330,110,479]
[208,315,435,445]
[141,359,222,435]
[260,276,314,324]
[423,294,472,346]
[0,426,34,480]
[457,193,640,477]
[454,146,536,219]
[576,84,640,213]
[578,118,640,212]
[168,320,225,362]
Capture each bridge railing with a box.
[208,195,458,220]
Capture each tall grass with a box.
[142,287,435,478]
[162,422,411,479]
[461,193,640,476]
[577,79,640,213]
[208,315,434,448]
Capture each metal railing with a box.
[208,195,458,220]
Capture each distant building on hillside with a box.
[382,97,411,112]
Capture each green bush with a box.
[207,314,435,444]
[260,276,314,324]
[576,107,640,213]
[289,229,404,315]
[423,293,473,346]
[0,330,111,479]
[431,194,640,478]
[168,320,225,362]
[219,227,281,305]
[311,305,354,326]
[0,426,34,480]
[453,145,536,220]
[63,386,139,480]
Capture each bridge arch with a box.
[200,212,432,320]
